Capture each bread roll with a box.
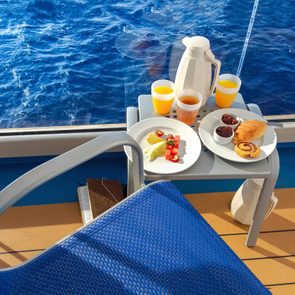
[234,142,260,158]
[233,120,267,144]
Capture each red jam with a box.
[216,126,233,138]
[222,113,238,125]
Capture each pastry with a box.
[234,142,260,158]
[233,120,267,144]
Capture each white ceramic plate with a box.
[126,117,202,174]
[199,108,277,163]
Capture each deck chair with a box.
[0,132,269,294]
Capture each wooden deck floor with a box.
[1,187,294,294]
[186,188,295,295]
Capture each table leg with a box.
[126,107,140,196]
[127,158,135,195]
[246,149,280,246]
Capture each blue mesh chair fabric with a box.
[0,181,269,294]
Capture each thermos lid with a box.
[183,36,210,51]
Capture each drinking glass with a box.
[176,89,202,125]
[151,80,175,115]
[215,74,241,108]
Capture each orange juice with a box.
[152,97,174,115]
[216,78,240,108]
[152,83,174,115]
[218,80,237,88]
[154,85,173,94]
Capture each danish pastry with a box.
[233,120,267,144]
[234,142,260,158]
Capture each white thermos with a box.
[231,179,278,225]
[174,36,221,107]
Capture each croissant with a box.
[234,142,260,158]
[233,120,267,144]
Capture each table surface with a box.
[136,93,272,181]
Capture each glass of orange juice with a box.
[216,74,242,108]
[176,89,202,125]
[151,80,175,115]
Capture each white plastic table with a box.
[126,93,280,247]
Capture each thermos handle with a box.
[264,194,278,219]
[205,49,221,97]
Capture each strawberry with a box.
[169,154,180,162]
[165,149,172,160]
[155,129,164,137]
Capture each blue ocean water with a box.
[0,0,294,128]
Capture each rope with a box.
[101,177,119,203]
[236,0,260,77]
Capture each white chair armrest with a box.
[126,107,139,131]
[0,132,144,214]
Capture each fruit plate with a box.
[125,117,202,174]
[199,108,277,163]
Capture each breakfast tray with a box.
[131,92,274,181]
